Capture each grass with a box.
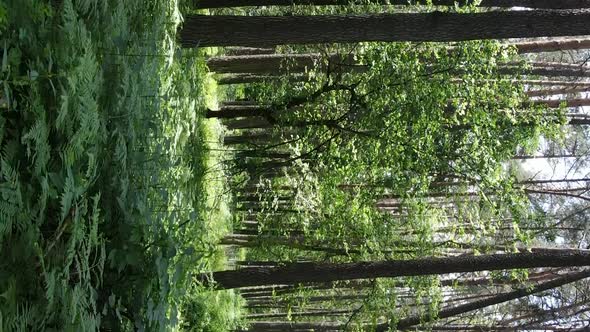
[0,0,242,330]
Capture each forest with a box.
[2,0,590,331]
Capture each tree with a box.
[376,269,590,331]
[197,251,590,288]
[195,0,590,9]
[180,10,590,47]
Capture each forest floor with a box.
[1,0,242,330]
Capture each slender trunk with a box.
[531,98,590,108]
[246,309,353,320]
[206,105,271,119]
[210,52,590,76]
[180,11,590,47]
[526,86,590,97]
[514,38,590,53]
[207,53,355,74]
[376,269,590,331]
[197,251,590,289]
[515,79,590,87]
[514,154,578,159]
[241,321,344,332]
[236,150,292,159]
[224,132,273,145]
[430,326,572,331]
[217,73,309,85]
[220,234,361,256]
[225,47,275,56]
[222,100,258,106]
[225,117,272,130]
[195,0,590,9]
[246,293,367,305]
[499,65,590,78]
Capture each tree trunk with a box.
[526,86,590,97]
[217,73,309,85]
[514,38,590,53]
[375,269,590,331]
[206,105,271,119]
[207,53,356,74]
[224,132,273,145]
[246,309,353,319]
[180,10,590,47]
[241,321,344,332]
[532,98,590,108]
[210,52,590,76]
[225,117,273,130]
[195,0,590,9]
[225,47,275,56]
[499,65,590,78]
[197,251,590,289]
[514,79,590,87]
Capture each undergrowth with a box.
[0,0,242,330]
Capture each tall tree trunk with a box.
[241,321,344,332]
[195,0,590,9]
[526,86,590,97]
[514,79,590,87]
[225,47,275,56]
[209,51,590,76]
[375,269,590,331]
[197,251,590,289]
[224,132,273,145]
[226,117,273,130]
[514,38,590,53]
[207,53,356,74]
[246,309,354,320]
[206,105,271,119]
[180,10,590,47]
[217,73,309,85]
[499,64,590,78]
[532,98,590,108]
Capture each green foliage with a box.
[1,0,239,330]
[180,289,245,332]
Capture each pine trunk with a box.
[207,53,356,74]
[206,105,271,119]
[526,86,590,97]
[197,251,590,289]
[195,0,590,9]
[515,38,590,53]
[180,10,590,47]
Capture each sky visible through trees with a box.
[2,0,590,331]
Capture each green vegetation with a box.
[0,0,242,330]
[3,0,590,331]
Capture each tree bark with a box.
[224,132,273,145]
[531,98,590,108]
[207,53,356,74]
[246,309,353,319]
[217,73,309,85]
[499,64,590,78]
[375,269,590,331]
[195,0,590,9]
[197,251,590,289]
[206,105,271,119]
[514,80,590,87]
[208,56,590,80]
[225,47,275,56]
[241,321,344,332]
[225,117,273,130]
[514,38,590,53]
[526,86,590,97]
[180,10,590,47]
